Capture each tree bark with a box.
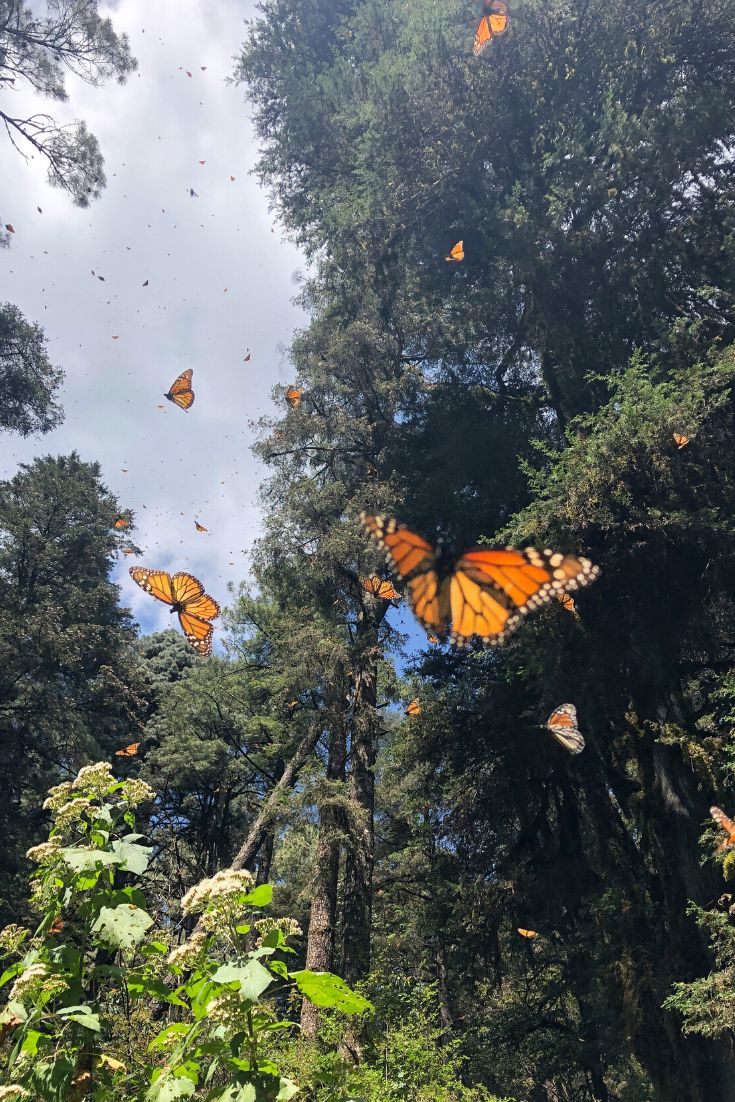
[301,716,348,1038]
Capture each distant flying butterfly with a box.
[286,386,303,408]
[5,224,14,233]
[165,368,195,410]
[189,188,198,197]
[710,806,735,852]
[244,350,251,362]
[473,0,509,54]
[121,547,135,556]
[517,928,538,939]
[545,703,585,754]
[360,513,600,646]
[406,698,421,716]
[445,240,464,262]
[129,567,220,655]
[142,279,149,287]
[673,433,690,449]
[194,520,208,532]
[362,576,400,601]
[115,742,141,757]
[555,591,577,614]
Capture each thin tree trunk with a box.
[255,831,274,885]
[301,717,347,1038]
[342,633,380,986]
[229,724,321,872]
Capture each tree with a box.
[0,0,136,204]
[0,452,146,924]
[0,303,63,435]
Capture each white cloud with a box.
[0,0,306,647]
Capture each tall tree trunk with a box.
[301,716,348,1039]
[342,630,380,986]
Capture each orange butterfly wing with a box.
[517,928,538,939]
[473,0,508,54]
[194,520,208,532]
[165,368,195,410]
[710,806,735,851]
[445,240,464,262]
[129,567,176,605]
[406,698,421,716]
[178,611,214,656]
[286,386,302,408]
[451,548,599,645]
[360,513,445,635]
[673,433,689,449]
[114,517,129,529]
[115,742,140,757]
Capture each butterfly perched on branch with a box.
[286,386,303,408]
[406,699,421,716]
[672,432,690,449]
[164,368,195,410]
[129,568,220,655]
[360,513,600,646]
[710,806,735,852]
[473,0,509,55]
[545,703,585,754]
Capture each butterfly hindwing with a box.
[179,611,214,656]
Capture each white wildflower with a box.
[167,930,207,970]
[73,762,114,795]
[0,924,30,955]
[122,778,155,806]
[0,1086,30,1099]
[254,916,302,946]
[53,798,94,829]
[25,837,63,863]
[181,869,255,916]
[42,781,73,812]
[9,962,48,1001]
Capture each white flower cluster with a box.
[206,987,248,1025]
[73,762,115,795]
[167,929,207,970]
[25,836,63,863]
[53,798,94,829]
[122,778,154,806]
[42,782,74,813]
[0,1085,29,1100]
[0,924,30,955]
[181,870,255,917]
[9,962,48,1001]
[254,917,302,946]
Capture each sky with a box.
[0,0,307,641]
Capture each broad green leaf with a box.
[57,1004,101,1031]
[20,1029,46,1057]
[61,847,118,873]
[277,1079,299,1101]
[147,1075,196,1102]
[290,970,373,1015]
[216,1086,256,1102]
[110,838,152,875]
[243,884,273,907]
[92,904,153,950]
[212,958,273,1001]
[148,1022,191,1052]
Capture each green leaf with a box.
[57,1004,101,1031]
[212,958,273,1001]
[148,1022,191,1051]
[290,970,373,1015]
[147,1075,196,1102]
[92,904,153,950]
[269,959,289,980]
[276,1079,299,1101]
[243,883,273,907]
[216,1086,257,1102]
[61,847,118,873]
[110,838,152,875]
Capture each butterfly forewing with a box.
[129,567,176,605]
[170,572,205,606]
[546,703,585,754]
[115,742,140,757]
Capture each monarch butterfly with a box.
[445,240,464,262]
[165,368,195,410]
[129,567,220,655]
[473,0,509,55]
[406,698,421,716]
[121,547,136,556]
[546,703,585,754]
[114,517,130,530]
[517,928,538,939]
[115,742,141,757]
[555,592,577,614]
[360,514,600,646]
[194,520,208,532]
[286,386,303,408]
[673,432,690,449]
[362,576,400,601]
[427,634,440,645]
[710,806,735,851]
[48,917,64,935]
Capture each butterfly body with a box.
[360,514,600,646]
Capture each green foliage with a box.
[0,764,373,1102]
[0,304,64,436]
